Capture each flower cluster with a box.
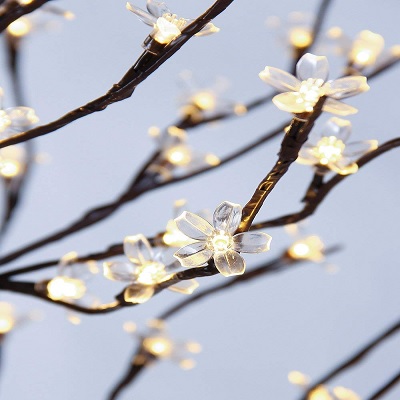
[103,234,198,304]
[174,201,272,277]
[127,0,219,53]
[297,117,378,175]
[259,53,369,115]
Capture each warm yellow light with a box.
[47,276,86,301]
[7,18,32,37]
[63,11,75,20]
[179,358,196,370]
[327,26,343,39]
[147,319,166,330]
[210,232,232,252]
[185,341,202,353]
[288,236,325,262]
[137,262,166,285]
[152,14,185,44]
[288,370,310,386]
[123,321,137,333]
[19,0,34,4]
[0,303,15,334]
[163,220,193,247]
[333,386,361,400]
[165,145,192,166]
[67,314,81,325]
[391,45,400,58]
[297,78,325,112]
[308,386,333,400]
[313,136,345,165]
[0,160,22,178]
[148,125,161,138]
[233,103,247,116]
[289,27,312,49]
[143,337,173,357]
[0,146,27,178]
[205,154,220,167]
[0,111,12,133]
[350,30,384,67]
[191,91,217,111]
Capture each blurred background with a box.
[0,0,399,398]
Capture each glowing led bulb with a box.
[137,262,166,285]
[289,27,312,49]
[332,387,361,400]
[179,359,196,370]
[163,219,193,247]
[165,145,192,166]
[143,336,173,357]
[288,370,310,386]
[0,303,15,334]
[7,18,32,37]
[313,136,345,165]
[0,146,27,178]
[350,30,384,67]
[288,236,325,262]
[191,91,217,111]
[47,276,87,301]
[209,231,232,252]
[308,386,333,400]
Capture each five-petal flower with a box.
[103,234,198,304]
[126,1,219,53]
[259,53,369,115]
[174,201,272,277]
[297,117,378,175]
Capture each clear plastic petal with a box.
[259,67,301,92]
[297,146,319,165]
[325,76,369,99]
[103,261,137,282]
[6,107,39,128]
[126,2,157,26]
[320,117,352,142]
[174,242,213,267]
[272,92,309,113]
[343,140,378,158]
[329,160,359,175]
[124,284,154,304]
[146,0,171,18]
[214,250,246,277]
[213,201,242,234]
[296,53,329,81]
[232,232,272,253]
[323,98,358,116]
[168,279,199,294]
[175,211,214,240]
[195,22,220,36]
[124,234,154,265]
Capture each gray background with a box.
[0,0,399,399]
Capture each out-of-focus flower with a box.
[259,53,369,115]
[124,319,201,369]
[103,234,198,304]
[147,125,220,180]
[174,201,272,277]
[0,145,27,179]
[126,0,219,54]
[289,371,361,400]
[297,117,378,175]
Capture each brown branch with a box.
[300,317,400,400]
[252,137,400,230]
[0,121,287,268]
[366,370,400,400]
[0,0,235,151]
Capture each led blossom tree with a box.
[0,0,399,399]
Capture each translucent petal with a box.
[272,92,309,113]
[195,22,220,36]
[343,140,378,158]
[320,117,352,142]
[232,232,272,253]
[323,98,358,116]
[329,160,359,175]
[103,261,137,282]
[259,67,301,92]
[213,201,242,234]
[146,0,171,18]
[126,2,157,26]
[297,146,319,165]
[155,17,182,43]
[168,279,199,294]
[175,211,214,240]
[325,76,369,99]
[6,107,39,128]
[296,53,329,81]
[124,234,154,265]
[124,284,154,304]
[174,242,213,267]
[214,250,245,277]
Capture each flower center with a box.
[164,145,192,166]
[47,276,86,300]
[191,91,217,111]
[153,13,186,44]
[297,78,325,112]
[209,231,232,252]
[313,136,345,165]
[143,336,173,357]
[137,262,166,285]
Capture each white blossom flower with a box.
[103,234,198,304]
[147,126,220,180]
[124,319,201,369]
[297,117,378,175]
[259,53,369,115]
[174,201,272,277]
[126,1,219,53]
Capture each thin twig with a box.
[366,369,400,400]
